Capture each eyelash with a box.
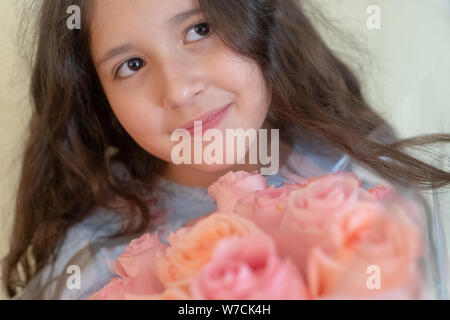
[113,20,213,80]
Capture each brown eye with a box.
[194,22,210,36]
[185,22,212,42]
[127,58,144,71]
[115,58,146,79]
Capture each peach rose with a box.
[182,213,214,228]
[152,212,263,288]
[190,234,309,300]
[207,170,268,214]
[306,200,424,299]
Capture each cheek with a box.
[212,44,270,109]
[113,104,161,138]
[220,59,270,117]
[107,95,174,159]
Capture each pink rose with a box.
[90,233,167,299]
[234,185,292,232]
[89,272,164,300]
[207,170,268,213]
[285,172,371,225]
[306,200,424,299]
[368,184,394,201]
[89,278,127,300]
[290,171,361,189]
[114,233,166,279]
[271,172,372,275]
[190,233,309,300]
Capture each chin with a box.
[188,162,238,174]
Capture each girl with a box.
[3,0,450,299]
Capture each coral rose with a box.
[306,201,424,299]
[152,212,263,288]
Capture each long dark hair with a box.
[3,0,449,298]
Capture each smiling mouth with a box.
[181,103,232,133]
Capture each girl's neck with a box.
[155,123,292,188]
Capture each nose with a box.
[158,55,207,110]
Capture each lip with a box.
[181,103,232,133]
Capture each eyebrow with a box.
[95,7,203,68]
[95,44,133,68]
[168,7,203,26]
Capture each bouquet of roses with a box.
[89,171,425,300]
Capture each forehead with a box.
[89,0,200,52]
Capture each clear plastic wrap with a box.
[11,125,449,300]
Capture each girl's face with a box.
[90,0,272,182]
